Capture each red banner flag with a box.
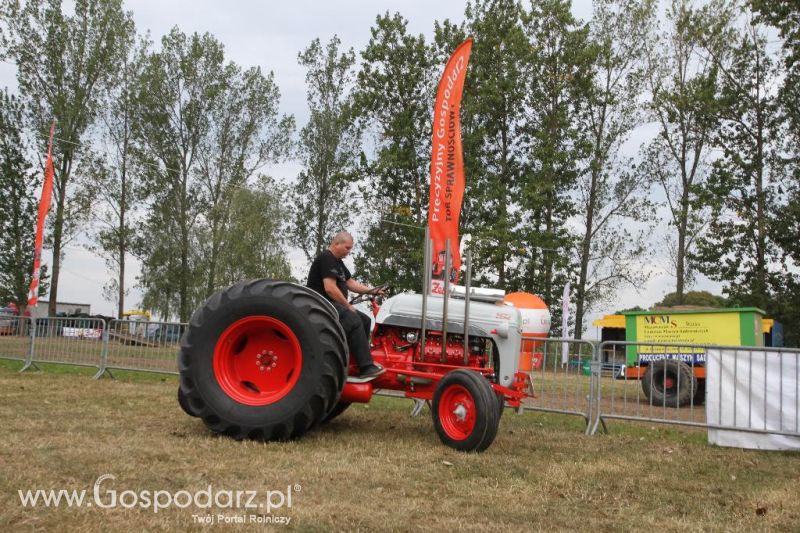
[428,38,472,291]
[27,122,56,309]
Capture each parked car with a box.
[146,324,184,344]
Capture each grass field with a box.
[1,360,798,532]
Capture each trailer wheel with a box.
[432,369,500,452]
[178,280,348,440]
[642,360,697,408]
[692,379,706,406]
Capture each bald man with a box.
[307,231,386,380]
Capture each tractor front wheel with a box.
[432,369,500,452]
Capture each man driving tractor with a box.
[306,231,386,381]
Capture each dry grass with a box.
[1,360,799,532]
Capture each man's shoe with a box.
[359,363,386,380]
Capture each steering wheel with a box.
[349,284,391,305]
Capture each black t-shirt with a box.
[307,250,351,302]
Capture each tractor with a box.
[177,279,533,452]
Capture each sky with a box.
[1,0,725,333]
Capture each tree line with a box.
[0,0,797,344]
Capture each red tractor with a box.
[178,280,531,452]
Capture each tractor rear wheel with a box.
[642,360,697,408]
[322,401,351,423]
[178,280,348,440]
[432,369,500,452]
[177,386,200,417]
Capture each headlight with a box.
[405,331,418,343]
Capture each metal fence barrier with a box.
[27,317,106,370]
[7,315,800,444]
[102,319,184,376]
[0,316,33,361]
[519,337,597,433]
[589,340,800,441]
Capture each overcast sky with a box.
[1,0,723,332]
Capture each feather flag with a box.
[27,122,55,309]
[428,38,472,292]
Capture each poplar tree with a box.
[0,0,134,316]
[640,0,732,302]
[521,0,593,320]
[572,0,657,337]
[0,90,45,311]
[84,36,149,317]
[292,35,360,263]
[693,16,783,311]
[133,28,227,321]
[354,13,435,291]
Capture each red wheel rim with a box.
[213,316,302,406]
[438,384,477,441]
[663,377,675,389]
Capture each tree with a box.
[133,28,227,321]
[292,35,360,264]
[214,176,293,286]
[572,0,657,337]
[197,63,294,296]
[520,0,593,330]
[0,0,134,316]
[655,290,727,308]
[749,0,800,345]
[692,14,783,312]
[640,0,732,302]
[85,36,149,317]
[354,13,436,291]
[446,0,530,291]
[0,90,46,311]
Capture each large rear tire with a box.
[432,369,500,452]
[178,280,348,440]
[177,386,200,417]
[321,402,351,423]
[642,360,697,408]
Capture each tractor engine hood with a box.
[375,293,523,387]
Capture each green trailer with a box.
[620,308,765,407]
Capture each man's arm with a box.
[346,278,384,295]
[323,277,353,310]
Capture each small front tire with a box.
[432,369,500,452]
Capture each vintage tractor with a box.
[177,279,533,452]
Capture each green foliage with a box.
[640,0,733,299]
[214,177,293,285]
[0,0,134,315]
[292,35,360,263]
[451,0,530,291]
[519,0,593,333]
[692,18,783,312]
[354,13,435,292]
[749,0,800,345]
[197,61,294,297]
[571,0,657,337]
[0,90,42,310]
[655,290,728,308]
[133,28,226,321]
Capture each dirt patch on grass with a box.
[0,364,798,531]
